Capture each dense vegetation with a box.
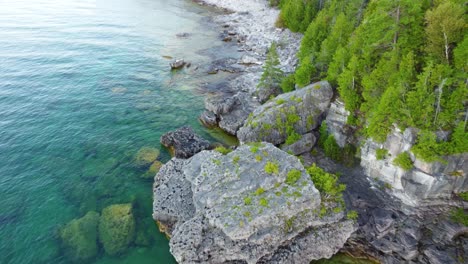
[274,0,467,160]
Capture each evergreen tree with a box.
[425,1,466,64]
[295,57,314,87]
[327,45,349,85]
[257,43,284,90]
[280,0,305,32]
[337,55,360,124]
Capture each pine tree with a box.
[257,43,284,90]
[295,57,314,88]
[406,62,436,129]
[425,1,466,64]
[280,0,305,32]
[337,55,360,124]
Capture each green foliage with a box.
[323,135,341,161]
[232,155,240,164]
[450,208,468,226]
[306,163,346,201]
[286,169,301,185]
[249,142,264,153]
[264,161,280,175]
[258,42,284,91]
[425,1,466,64]
[458,192,468,202]
[276,98,286,105]
[318,122,356,166]
[255,155,263,162]
[280,0,305,32]
[280,74,296,93]
[285,131,301,145]
[376,148,388,160]
[318,122,328,147]
[259,198,269,207]
[393,152,414,171]
[295,57,314,87]
[214,146,232,155]
[411,130,442,162]
[347,210,358,221]
[255,187,265,196]
[278,0,466,158]
[244,197,252,205]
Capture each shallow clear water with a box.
[0,0,237,263]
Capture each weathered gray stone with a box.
[199,110,218,127]
[238,81,333,145]
[160,126,210,159]
[153,143,355,263]
[360,127,468,206]
[204,92,260,135]
[281,133,316,156]
[170,59,186,69]
[324,100,351,148]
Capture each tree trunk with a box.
[443,31,449,63]
[433,78,446,126]
[393,5,400,48]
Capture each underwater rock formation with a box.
[59,211,100,262]
[98,203,135,256]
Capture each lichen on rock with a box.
[153,142,355,263]
[238,81,333,145]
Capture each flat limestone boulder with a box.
[153,142,355,263]
[160,126,210,159]
[238,81,333,145]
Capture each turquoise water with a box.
[0,0,238,263]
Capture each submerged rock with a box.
[59,211,100,262]
[160,126,211,159]
[134,147,160,168]
[98,204,135,256]
[238,81,333,145]
[153,143,355,263]
[141,160,163,179]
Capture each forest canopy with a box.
[275,0,467,158]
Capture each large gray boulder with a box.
[160,126,211,159]
[201,92,260,135]
[153,142,355,263]
[238,81,333,145]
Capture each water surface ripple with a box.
[0,0,235,263]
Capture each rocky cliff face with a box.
[153,143,355,263]
[360,127,467,206]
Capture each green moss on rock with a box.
[98,203,135,256]
[59,211,100,262]
[135,147,160,167]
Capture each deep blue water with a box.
[0,0,237,263]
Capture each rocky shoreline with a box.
[153,0,468,263]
